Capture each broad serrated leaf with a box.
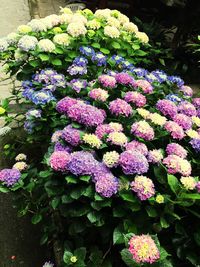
[167,174,180,195]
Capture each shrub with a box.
[0,8,200,267]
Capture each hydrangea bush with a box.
[0,8,200,267]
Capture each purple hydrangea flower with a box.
[178,101,197,117]
[69,79,87,93]
[95,173,119,197]
[61,125,82,146]
[119,151,149,175]
[0,168,21,186]
[190,138,200,153]
[54,142,72,153]
[56,97,78,114]
[156,99,177,118]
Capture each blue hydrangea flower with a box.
[151,70,168,83]
[131,67,148,77]
[111,55,124,64]
[30,90,55,105]
[168,76,184,87]
[22,80,33,89]
[26,109,42,119]
[91,52,107,66]
[121,60,133,69]
[165,94,182,103]
[67,64,87,76]
[73,56,88,66]
[79,46,95,57]
[24,120,36,133]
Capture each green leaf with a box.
[51,197,60,209]
[62,195,73,204]
[51,58,62,66]
[80,175,91,182]
[121,249,139,267]
[29,60,40,67]
[74,247,86,260]
[131,44,140,50]
[31,214,42,224]
[100,48,110,54]
[63,250,73,264]
[113,227,124,244]
[39,170,52,178]
[160,216,169,228]
[0,186,9,193]
[154,165,167,184]
[55,47,63,54]
[65,175,77,184]
[70,187,85,200]
[87,212,97,223]
[180,193,200,200]
[159,58,165,66]
[38,53,49,61]
[111,41,121,49]
[167,174,180,195]
[134,50,147,56]
[119,191,137,203]
[91,42,100,49]
[146,206,158,217]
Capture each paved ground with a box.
[30,0,66,18]
[0,1,47,266]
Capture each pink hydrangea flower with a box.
[89,88,109,102]
[129,235,160,264]
[124,91,146,107]
[98,74,116,88]
[166,143,187,158]
[180,85,193,96]
[173,113,192,130]
[131,175,155,200]
[178,101,197,117]
[50,151,71,172]
[164,121,185,140]
[125,140,148,156]
[163,155,191,176]
[156,99,177,119]
[109,98,132,117]
[134,79,153,94]
[115,72,134,86]
[131,120,154,141]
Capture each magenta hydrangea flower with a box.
[178,101,197,117]
[56,97,78,114]
[115,72,134,86]
[129,235,160,264]
[180,85,193,96]
[166,143,187,158]
[164,121,185,140]
[95,173,119,197]
[124,91,146,107]
[0,168,21,186]
[98,74,116,88]
[109,98,132,117]
[67,151,99,176]
[119,151,149,175]
[134,79,153,94]
[131,175,155,200]
[50,151,71,172]
[125,140,148,156]
[173,113,192,130]
[89,88,109,102]
[131,120,154,141]
[156,99,177,119]
[67,102,106,127]
[61,125,82,146]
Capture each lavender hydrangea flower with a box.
[69,79,87,93]
[54,142,72,153]
[119,151,149,175]
[67,151,99,176]
[0,169,21,186]
[67,64,87,76]
[26,109,42,119]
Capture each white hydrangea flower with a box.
[103,151,120,168]
[71,14,87,25]
[14,48,28,61]
[28,19,47,32]
[135,31,149,43]
[180,176,197,190]
[104,26,120,38]
[117,13,129,24]
[18,35,38,52]
[86,19,101,30]
[17,24,32,34]
[38,39,55,52]
[94,9,111,19]
[6,32,20,45]
[67,22,87,37]
[53,33,70,46]
[42,14,60,29]
[15,153,27,161]
[0,126,11,136]
[13,161,28,171]
[59,13,73,24]
[0,38,9,52]
[123,22,138,33]
[107,17,120,28]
